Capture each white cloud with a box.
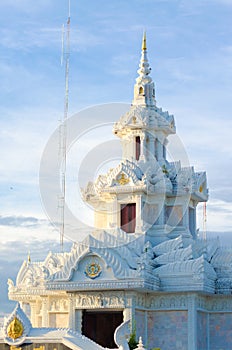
[197,199,232,233]
[0,0,54,14]
[0,217,58,243]
[214,0,232,4]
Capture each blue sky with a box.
[1,0,232,315]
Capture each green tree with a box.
[128,329,137,350]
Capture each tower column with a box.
[123,292,136,331]
[188,294,197,350]
[68,293,75,329]
[111,195,117,228]
[163,139,168,160]
[140,136,145,161]
[149,135,155,161]
[41,297,48,327]
[135,195,143,232]
[75,310,82,333]
[157,138,163,161]
[30,302,36,327]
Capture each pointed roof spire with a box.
[27,251,31,264]
[142,31,147,51]
[132,32,156,107]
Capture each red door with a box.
[121,203,136,233]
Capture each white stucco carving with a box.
[114,320,130,350]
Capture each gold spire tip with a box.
[142,31,147,51]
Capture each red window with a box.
[136,136,140,161]
[121,203,136,233]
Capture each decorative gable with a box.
[108,161,144,187]
[2,303,32,346]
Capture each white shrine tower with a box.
[6,34,232,350]
[83,32,207,243]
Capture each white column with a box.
[41,297,48,327]
[30,302,36,327]
[188,294,197,350]
[75,310,83,333]
[183,202,188,227]
[140,136,145,161]
[111,196,117,228]
[135,195,143,233]
[149,136,155,161]
[163,138,168,160]
[157,138,163,161]
[159,201,165,225]
[123,292,136,332]
[68,293,75,329]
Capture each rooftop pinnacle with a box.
[142,31,147,51]
[132,32,156,107]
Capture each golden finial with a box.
[142,31,147,51]
[28,251,31,264]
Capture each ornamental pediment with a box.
[47,234,140,284]
[82,161,144,200]
[192,171,208,199]
[2,303,31,346]
[107,160,144,188]
[112,172,132,186]
[114,106,149,132]
[71,254,115,282]
[113,105,176,134]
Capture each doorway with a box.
[82,310,123,348]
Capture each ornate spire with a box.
[132,32,156,107]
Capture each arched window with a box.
[139,86,144,95]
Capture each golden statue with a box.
[7,317,24,340]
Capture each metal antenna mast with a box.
[60,0,71,251]
[203,202,207,240]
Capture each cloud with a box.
[214,0,232,4]
[0,0,54,14]
[0,215,49,228]
[197,199,232,233]
[0,26,60,51]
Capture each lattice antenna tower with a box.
[203,202,207,240]
[59,0,71,251]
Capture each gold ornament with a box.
[7,317,24,340]
[85,262,101,279]
[117,173,130,185]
